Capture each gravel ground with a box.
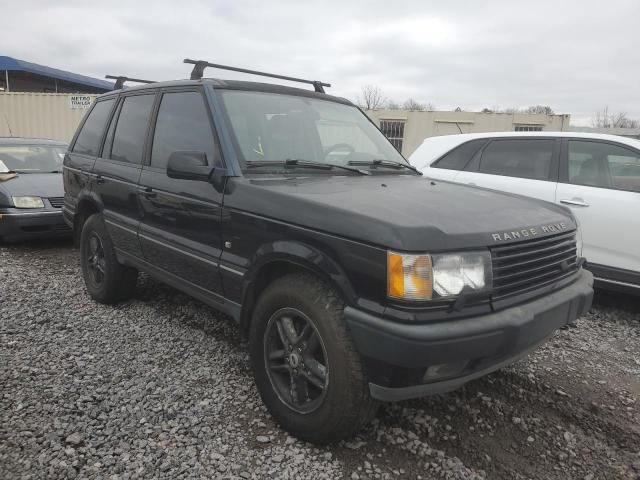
[1,239,639,480]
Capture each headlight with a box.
[387,250,492,301]
[12,196,45,208]
[572,217,583,258]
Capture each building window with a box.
[379,120,405,152]
[514,125,543,132]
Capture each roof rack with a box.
[183,59,331,93]
[105,75,155,90]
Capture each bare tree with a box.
[524,105,555,115]
[358,85,386,110]
[491,106,555,115]
[385,99,401,110]
[593,106,639,128]
[402,99,435,111]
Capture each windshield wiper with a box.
[347,159,422,175]
[246,159,369,175]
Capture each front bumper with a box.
[345,269,593,401]
[0,208,71,241]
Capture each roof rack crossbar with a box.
[105,75,155,90]
[183,59,331,93]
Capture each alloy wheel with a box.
[86,233,106,285]
[263,307,329,414]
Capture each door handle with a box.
[95,175,105,185]
[560,198,589,207]
[142,187,157,198]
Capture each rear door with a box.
[92,92,157,258]
[556,138,640,281]
[455,138,560,202]
[138,88,226,295]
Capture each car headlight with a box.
[387,250,492,301]
[572,217,583,258]
[12,196,45,209]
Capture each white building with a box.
[365,109,571,157]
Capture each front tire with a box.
[249,273,378,443]
[80,214,137,304]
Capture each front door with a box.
[138,89,226,295]
[557,138,640,280]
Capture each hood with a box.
[227,174,576,251]
[0,172,64,198]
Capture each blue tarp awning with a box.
[0,55,114,91]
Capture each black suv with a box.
[63,61,593,443]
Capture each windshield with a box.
[219,90,408,172]
[0,144,66,173]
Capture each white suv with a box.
[410,132,640,294]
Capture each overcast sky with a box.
[4,0,639,125]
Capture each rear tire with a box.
[80,213,137,304]
[249,272,378,444]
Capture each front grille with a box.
[490,231,578,300]
[48,197,64,208]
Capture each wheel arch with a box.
[72,193,103,247]
[238,242,356,337]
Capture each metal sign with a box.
[69,95,92,109]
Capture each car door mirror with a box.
[166,151,213,181]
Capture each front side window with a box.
[110,94,155,165]
[478,139,554,180]
[219,90,407,172]
[151,91,220,170]
[568,140,640,192]
[0,145,66,173]
[72,99,115,156]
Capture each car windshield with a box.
[0,144,66,173]
[219,90,409,172]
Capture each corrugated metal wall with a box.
[0,92,97,143]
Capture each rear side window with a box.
[110,94,156,164]
[72,99,115,156]
[150,91,220,170]
[433,139,485,170]
[478,139,555,180]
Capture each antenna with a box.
[183,59,331,93]
[105,75,155,90]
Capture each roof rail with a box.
[105,75,155,90]
[183,59,331,93]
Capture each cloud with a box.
[3,0,639,122]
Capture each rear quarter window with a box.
[71,99,115,156]
[432,139,486,170]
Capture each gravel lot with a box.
[1,239,639,480]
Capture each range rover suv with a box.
[63,60,593,443]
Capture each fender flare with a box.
[238,240,357,332]
[75,190,104,215]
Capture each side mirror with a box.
[166,151,213,181]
